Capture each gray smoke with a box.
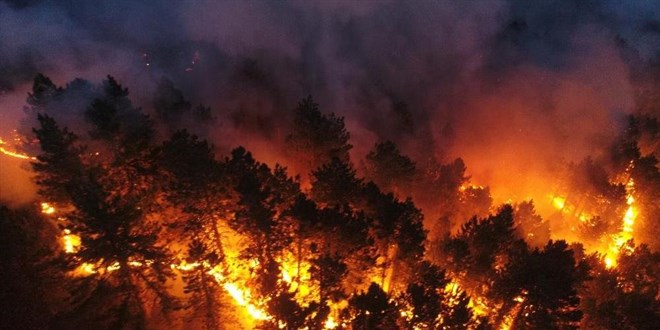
[1,0,659,205]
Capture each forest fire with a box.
[39,197,275,322]
[1,80,658,328]
[1,2,659,329]
[1,77,658,328]
[549,164,642,270]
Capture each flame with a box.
[0,138,35,160]
[603,168,638,268]
[62,229,81,253]
[222,282,271,320]
[77,263,98,275]
[444,280,489,317]
[39,202,82,254]
[550,166,639,269]
[459,183,484,192]
[173,257,272,321]
[605,179,638,268]
[552,196,566,210]
[44,200,273,323]
[40,202,55,214]
[170,260,201,271]
[324,316,339,329]
[499,292,527,330]
[277,251,314,300]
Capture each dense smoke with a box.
[1,0,659,206]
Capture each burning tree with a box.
[31,83,179,327]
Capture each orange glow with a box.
[36,157,644,327]
[170,260,201,271]
[500,295,526,330]
[222,282,271,320]
[0,138,35,160]
[551,196,566,210]
[459,183,484,192]
[62,229,81,253]
[51,208,274,323]
[444,280,490,317]
[603,175,637,269]
[40,202,55,215]
[76,263,98,275]
[323,316,339,329]
[277,251,314,301]
[172,251,272,321]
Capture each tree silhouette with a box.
[443,290,475,329]
[360,184,426,289]
[397,261,448,329]
[364,140,416,196]
[33,102,177,329]
[317,206,376,289]
[182,241,226,330]
[31,114,85,203]
[265,286,312,330]
[493,240,587,329]
[85,76,154,154]
[286,96,352,172]
[348,282,399,329]
[443,205,518,282]
[225,147,295,296]
[153,78,192,122]
[26,73,63,109]
[160,130,227,260]
[0,205,67,329]
[514,201,550,248]
[311,157,363,207]
[415,157,469,238]
[310,252,348,306]
[581,243,659,329]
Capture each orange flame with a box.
[604,177,637,269]
[0,138,35,160]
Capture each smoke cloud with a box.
[1,0,659,208]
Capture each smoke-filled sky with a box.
[1,0,660,206]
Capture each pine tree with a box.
[0,205,68,329]
[310,157,363,207]
[160,130,227,260]
[364,140,416,196]
[514,201,550,248]
[153,78,192,122]
[31,114,85,203]
[225,147,294,295]
[494,240,587,329]
[85,75,153,154]
[265,287,312,330]
[26,73,63,109]
[348,283,399,329]
[310,252,348,306]
[442,290,475,329]
[286,96,352,172]
[33,105,177,329]
[397,261,448,329]
[182,241,226,330]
